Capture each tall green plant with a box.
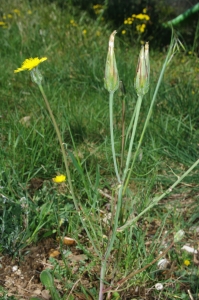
[13,31,199,300]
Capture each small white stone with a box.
[155,283,163,290]
[12,265,18,272]
[157,258,170,269]
[181,245,198,254]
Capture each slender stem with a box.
[98,185,123,299]
[122,95,142,183]
[118,157,199,232]
[38,84,101,257]
[103,241,174,293]
[120,97,126,173]
[109,91,121,183]
[123,38,176,193]
[125,103,136,147]
[99,259,107,300]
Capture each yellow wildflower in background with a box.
[13,9,20,16]
[82,29,87,35]
[70,19,77,27]
[136,24,146,33]
[122,30,126,35]
[0,21,6,26]
[143,8,147,13]
[184,259,190,266]
[7,14,13,18]
[52,174,66,183]
[14,57,47,73]
[93,4,103,15]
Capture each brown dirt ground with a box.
[1,185,199,299]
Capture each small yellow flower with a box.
[124,20,128,24]
[122,30,126,35]
[13,9,20,16]
[14,57,47,73]
[143,8,147,14]
[7,14,13,19]
[52,174,66,183]
[82,29,87,35]
[184,259,190,266]
[0,21,6,26]
[27,10,32,15]
[96,30,101,36]
[136,13,145,20]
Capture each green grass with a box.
[1,0,199,299]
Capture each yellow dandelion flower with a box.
[136,14,145,20]
[82,29,87,35]
[7,14,13,18]
[124,20,128,24]
[70,19,75,24]
[128,20,133,25]
[144,15,150,20]
[13,9,20,16]
[122,30,126,35]
[52,174,66,183]
[14,57,47,73]
[143,8,147,13]
[0,21,6,26]
[27,10,32,15]
[184,260,190,266]
[140,24,146,32]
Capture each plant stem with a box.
[120,96,126,173]
[98,185,123,299]
[99,259,107,300]
[118,157,199,232]
[109,91,121,183]
[38,84,101,257]
[123,36,176,193]
[122,95,142,183]
[103,241,174,293]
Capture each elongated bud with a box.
[30,67,43,85]
[174,229,185,243]
[135,42,150,96]
[104,30,119,93]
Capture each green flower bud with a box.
[104,30,119,93]
[174,229,185,243]
[135,42,150,96]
